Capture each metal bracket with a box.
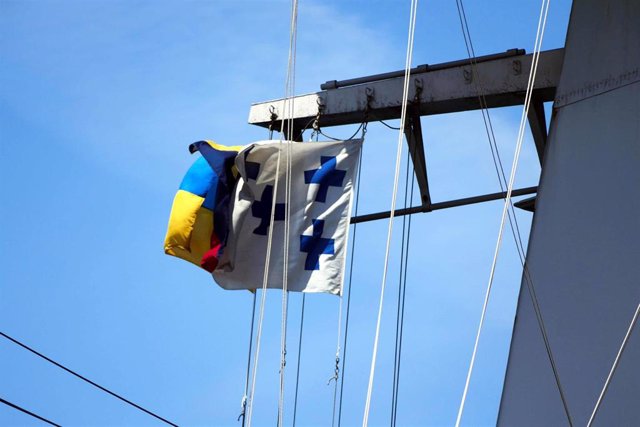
[351,186,538,224]
[527,93,548,165]
[404,112,431,208]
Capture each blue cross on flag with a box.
[212,139,363,295]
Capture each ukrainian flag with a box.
[164,141,242,272]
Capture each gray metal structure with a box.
[247,0,639,422]
[498,1,640,425]
[249,48,563,220]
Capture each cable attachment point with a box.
[268,105,279,139]
[311,96,325,141]
[279,347,287,373]
[413,78,423,104]
[327,353,341,385]
[364,87,374,119]
[361,87,374,138]
[237,395,247,422]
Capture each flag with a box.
[164,140,243,272]
[213,139,363,295]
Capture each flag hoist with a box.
[165,138,363,295]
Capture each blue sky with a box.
[1,1,572,426]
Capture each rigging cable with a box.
[453,1,573,424]
[245,102,285,426]
[238,292,258,426]
[292,120,320,426]
[586,302,640,427]
[390,146,415,427]
[278,0,299,424]
[0,397,61,427]
[390,149,411,426]
[0,331,178,427]
[337,147,364,427]
[362,0,419,425]
[277,292,291,427]
[323,119,366,427]
[379,120,402,131]
[244,132,283,427]
[245,101,285,427]
[454,0,553,426]
[245,1,299,425]
[330,125,366,427]
[291,294,306,427]
[393,176,414,427]
[328,295,343,427]
[318,122,365,142]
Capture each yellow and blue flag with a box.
[164,141,242,272]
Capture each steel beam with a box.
[248,48,564,130]
[350,186,538,224]
[248,50,560,223]
[320,48,525,90]
[527,93,548,164]
[404,113,432,207]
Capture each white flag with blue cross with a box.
[212,139,363,295]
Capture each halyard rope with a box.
[292,294,306,427]
[329,294,343,427]
[453,1,573,424]
[587,302,640,427]
[390,148,415,426]
[337,147,364,427]
[245,137,283,427]
[246,1,299,424]
[454,1,553,425]
[278,0,298,424]
[362,0,419,425]
[238,292,257,426]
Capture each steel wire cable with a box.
[0,331,178,426]
[277,1,299,423]
[246,1,299,424]
[363,1,419,424]
[291,294,306,427]
[336,147,364,427]
[238,292,258,426]
[390,149,411,426]
[0,397,61,427]
[390,148,415,427]
[392,177,414,427]
[454,0,556,425]
[587,302,640,427]
[454,1,572,424]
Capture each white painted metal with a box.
[498,1,640,425]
